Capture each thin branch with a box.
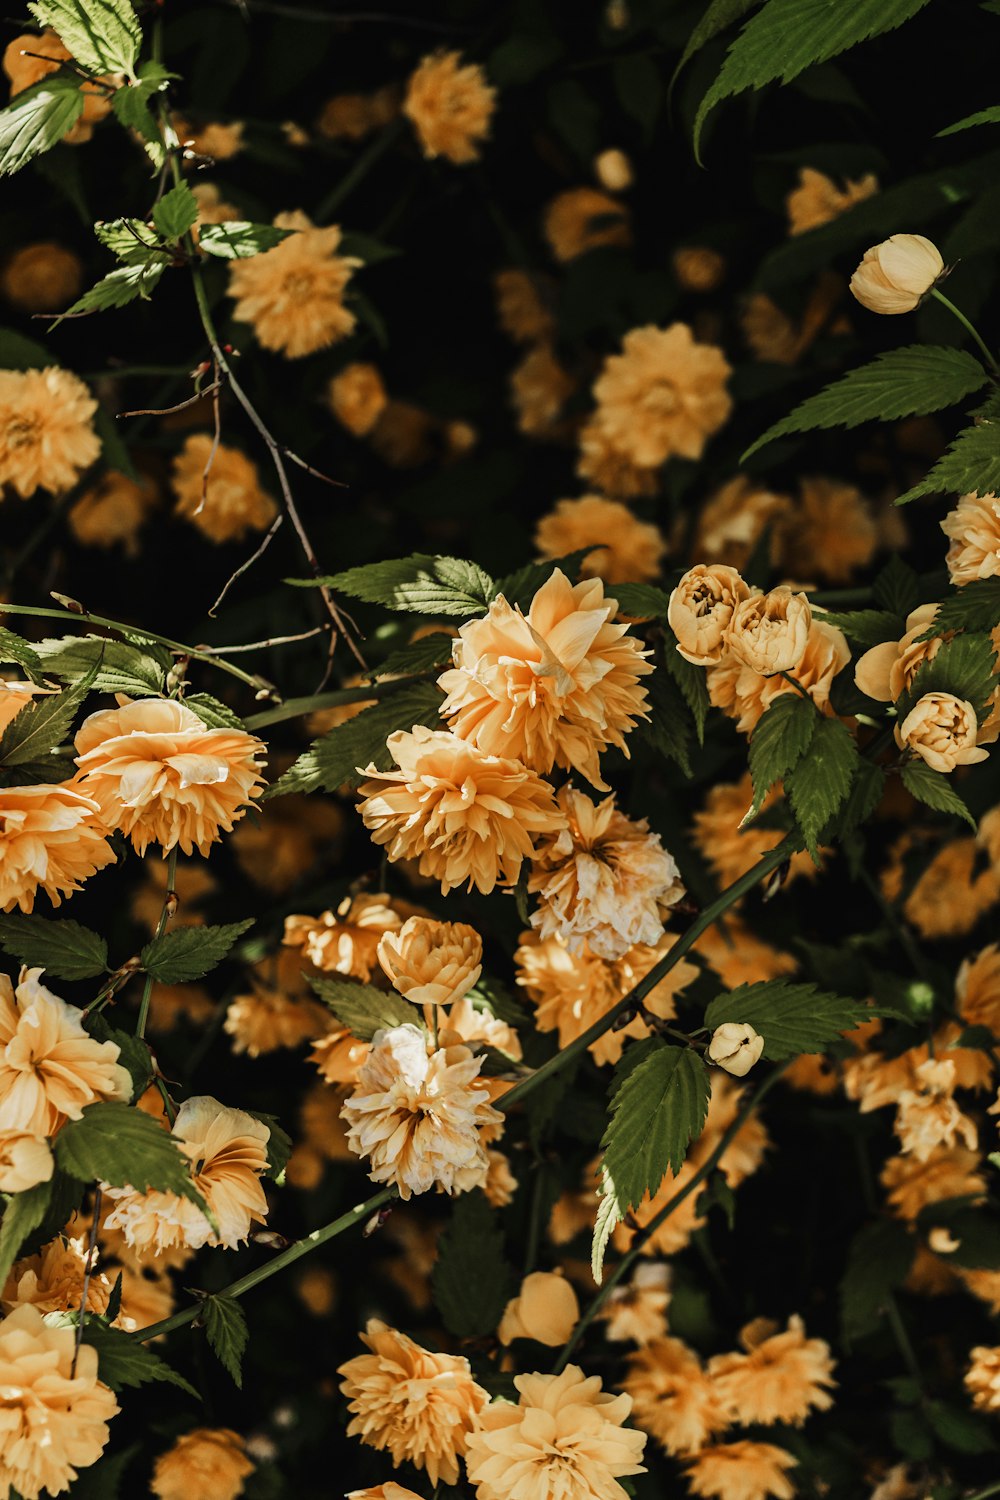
[208,511,285,618]
[282,447,349,488]
[195,626,329,654]
[117,380,221,419]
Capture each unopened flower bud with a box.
[725,586,811,676]
[708,1022,764,1076]
[594,148,633,192]
[850,234,944,315]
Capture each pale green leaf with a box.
[183,692,247,730]
[141,920,254,983]
[94,216,164,264]
[152,181,198,242]
[705,979,871,1057]
[309,975,422,1041]
[199,221,294,259]
[28,0,142,76]
[0,627,43,678]
[300,554,495,616]
[591,1164,622,1284]
[0,77,84,178]
[33,634,169,695]
[57,259,165,320]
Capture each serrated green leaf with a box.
[743,347,988,461]
[152,181,198,242]
[748,691,817,818]
[610,583,670,620]
[840,1219,914,1344]
[0,913,108,979]
[371,633,455,680]
[110,71,170,156]
[183,693,247,730]
[872,555,920,619]
[662,627,710,744]
[57,259,165,320]
[244,1111,291,1180]
[94,216,164,265]
[785,715,859,858]
[937,104,1000,137]
[199,221,295,260]
[79,1321,198,1396]
[84,1014,152,1097]
[301,554,495,617]
[591,1163,622,1283]
[431,1190,516,1337]
[202,1294,248,1388]
[33,635,169,696]
[0,77,85,178]
[636,673,692,776]
[897,631,998,724]
[309,975,422,1041]
[0,627,43,678]
[812,608,903,647]
[493,550,598,611]
[901,759,977,829]
[926,578,1000,636]
[672,0,762,86]
[0,662,98,768]
[601,1045,711,1217]
[0,1180,53,1288]
[28,0,142,76]
[896,415,1000,505]
[141,920,254,983]
[705,980,871,1058]
[54,1103,206,1212]
[267,682,443,798]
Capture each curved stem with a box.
[930,288,1000,374]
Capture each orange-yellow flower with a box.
[0,367,100,499]
[668,564,751,667]
[0,1129,52,1192]
[543,188,631,263]
[224,984,329,1058]
[881,1144,987,1221]
[535,496,667,585]
[171,434,278,543]
[685,1441,798,1500]
[708,1315,836,1425]
[151,1427,254,1500]
[0,782,115,911]
[68,469,158,556]
[957,944,1000,1034]
[785,167,877,236]
[228,211,361,358]
[510,345,576,437]
[693,476,791,572]
[316,85,398,141]
[894,1058,978,1159]
[623,1336,730,1455]
[780,477,878,584]
[673,246,726,292]
[707,617,850,735]
[2,1234,118,1319]
[494,269,555,343]
[965,1346,1000,1412]
[1,242,82,311]
[941,491,1000,584]
[3,31,114,141]
[498,1270,580,1346]
[376,916,482,1006]
[601,1263,672,1345]
[284,892,428,983]
[327,362,388,436]
[691,773,817,889]
[404,50,495,163]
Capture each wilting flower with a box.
[357,725,565,895]
[341,1024,500,1198]
[228,211,361,358]
[623,1337,731,1455]
[708,1022,764,1077]
[708,1316,836,1425]
[0,1303,118,1499]
[708,617,850,735]
[673,246,726,292]
[171,435,278,542]
[601,1263,672,1345]
[0,1129,53,1192]
[685,1441,798,1500]
[339,1319,489,1485]
[74,697,266,856]
[0,367,100,499]
[780,477,877,584]
[535,496,667,585]
[103,1097,270,1256]
[966,1346,1000,1412]
[440,569,651,791]
[855,604,941,703]
[0,679,51,735]
[498,1271,580,1346]
[668,564,751,666]
[376,917,482,1006]
[0,968,130,1135]
[725,587,811,676]
[403,50,495,163]
[881,1144,987,1221]
[327,362,388,436]
[494,268,555,343]
[543,187,631,262]
[466,1365,647,1500]
[941,490,1000,584]
[850,234,944,314]
[1,241,82,311]
[785,166,877,235]
[894,1058,978,1159]
[895,691,988,772]
[68,469,158,556]
[0,782,115,913]
[150,1428,254,1500]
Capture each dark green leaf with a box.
[840,1219,914,1343]
[372,633,455,680]
[785,715,860,858]
[79,1321,198,1396]
[0,1180,53,1288]
[0,77,85,178]
[896,414,1000,505]
[244,1111,291,1180]
[0,328,52,370]
[897,631,998,724]
[873,555,920,618]
[55,1103,205,1211]
[0,913,108,980]
[431,1190,516,1338]
[705,980,872,1058]
[267,682,443,798]
[309,975,422,1041]
[901,759,977,829]
[611,583,670,619]
[601,1045,711,1214]
[662,627,711,744]
[926,579,1000,636]
[493,550,598,611]
[927,1401,997,1455]
[637,673,692,777]
[141,920,254,983]
[748,691,817,818]
[0,663,98,768]
[672,0,762,85]
[813,608,903,647]
[199,221,294,259]
[202,1294,249,1388]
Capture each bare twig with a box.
[117,380,221,419]
[282,447,349,489]
[195,626,330,654]
[195,358,224,516]
[208,510,285,618]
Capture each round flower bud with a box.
[594,148,633,192]
[498,1271,580,1347]
[724,587,811,676]
[894,691,989,773]
[376,916,483,1006]
[849,234,943,315]
[668,564,751,666]
[708,1022,764,1077]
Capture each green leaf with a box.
[28,0,142,76]
[141,920,254,983]
[202,1294,249,1388]
[897,631,998,724]
[0,913,108,980]
[267,682,443,798]
[705,980,872,1058]
[927,578,1000,636]
[926,1400,997,1455]
[183,693,247,730]
[110,71,171,155]
[0,663,98,768]
[84,1014,152,1097]
[302,554,495,617]
[63,1442,138,1498]
[431,1190,516,1338]
[244,1111,291,1180]
[839,1219,914,1343]
[747,691,817,819]
[637,673,693,777]
[0,1180,53,1288]
[0,627,44,678]
[601,1045,711,1217]
[785,715,860,858]
[895,413,1000,505]
[873,555,920,619]
[94,216,165,265]
[152,181,198,243]
[662,627,711,744]
[57,259,165,319]
[693,0,932,159]
[372,633,455,679]
[79,1321,198,1397]
[309,975,422,1041]
[812,608,903,647]
[33,635,169,696]
[0,77,85,178]
[672,0,762,85]
[742,347,988,461]
[0,328,52,370]
[198,221,294,259]
[937,104,1000,137]
[54,1103,204,1208]
[901,759,977,830]
[610,583,670,620]
[493,550,598,611]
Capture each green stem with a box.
[314,118,405,223]
[135,848,178,1040]
[965,1485,1000,1500]
[930,288,1000,374]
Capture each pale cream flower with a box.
[668,564,751,666]
[708,1315,836,1426]
[327,363,388,436]
[74,697,266,856]
[376,917,482,1006]
[357,726,566,896]
[2,1234,118,1319]
[528,785,684,961]
[786,167,877,236]
[895,691,988,773]
[339,1319,489,1485]
[965,1346,1000,1412]
[465,1365,647,1500]
[68,469,157,556]
[535,496,667,585]
[284,893,427,983]
[685,1441,797,1500]
[855,603,941,703]
[404,50,495,163]
[595,148,633,191]
[941,491,1000,584]
[601,1263,671,1345]
[0,968,130,1136]
[725,587,811,676]
[0,1129,52,1192]
[708,1022,764,1077]
[0,1303,118,1499]
[623,1337,730,1456]
[498,1271,580,1346]
[543,188,631,262]
[151,1427,254,1500]
[341,1024,501,1198]
[0,367,100,499]
[228,211,361,358]
[673,246,726,292]
[850,234,944,314]
[171,435,277,542]
[0,680,52,735]
[708,617,849,735]
[894,1058,978,1160]
[439,568,651,791]
[0,782,116,913]
[882,1145,987,1221]
[1,242,82,312]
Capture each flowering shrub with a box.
[1,1,1000,1498]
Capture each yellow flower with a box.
[348,1488,425,1500]
[498,1271,580,1346]
[494,269,555,343]
[708,1022,764,1077]
[0,1129,52,1192]
[780,477,878,583]
[883,834,1000,939]
[708,1315,836,1425]
[171,434,278,542]
[376,917,482,1006]
[228,211,360,358]
[466,1365,647,1500]
[1,241,82,311]
[785,166,877,235]
[850,234,944,314]
[403,50,495,163]
[668,564,751,666]
[673,246,726,292]
[535,496,667,585]
[543,188,631,263]
[881,1144,987,1221]
[957,943,1000,1034]
[510,344,576,436]
[601,1263,672,1345]
[855,603,941,703]
[2,1234,118,1319]
[0,367,99,499]
[284,893,428,982]
[316,86,398,140]
[894,1058,978,1159]
[965,1346,1000,1412]
[691,773,817,890]
[224,985,329,1058]
[0,968,131,1135]
[576,418,659,499]
[339,1319,489,1485]
[708,617,850,735]
[528,785,684,960]
[895,691,988,773]
[357,725,566,896]
[0,1303,118,1500]
[623,1336,731,1455]
[341,1024,501,1198]
[439,568,651,791]
[173,117,245,159]
[68,469,157,556]
[230,792,344,893]
[941,491,1000,583]
[694,916,796,990]
[74,697,266,856]
[151,1428,254,1500]
[190,182,241,229]
[685,1441,797,1500]
[725,587,812,676]
[328,362,388,436]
